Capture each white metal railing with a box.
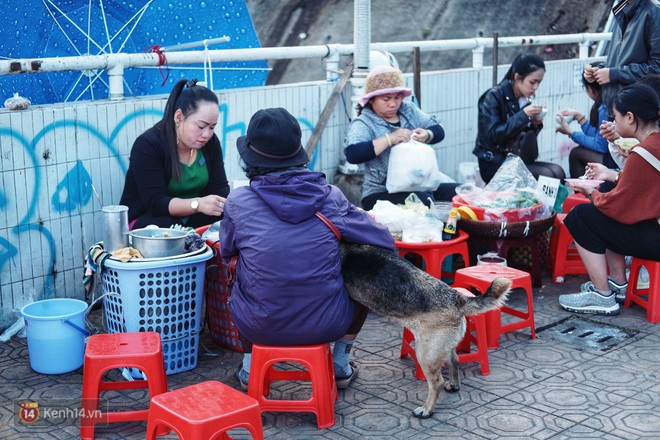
[0,32,611,100]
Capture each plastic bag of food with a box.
[4,93,31,110]
[456,154,551,221]
[386,139,445,193]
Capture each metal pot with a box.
[129,228,187,258]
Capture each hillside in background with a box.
[246,0,613,85]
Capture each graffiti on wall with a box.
[0,105,318,305]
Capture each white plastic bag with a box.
[386,139,444,193]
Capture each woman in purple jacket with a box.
[220,107,395,390]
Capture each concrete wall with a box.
[0,58,590,327]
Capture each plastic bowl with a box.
[613,138,639,151]
[565,178,604,188]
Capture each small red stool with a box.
[80,332,169,440]
[146,380,263,440]
[562,193,589,212]
[454,264,535,348]
[248,344,337,429]
[624,258,660,324]
[548,194,590,283]
[400,289,491,378]
[548,214,588,283]
[395,230,470,283]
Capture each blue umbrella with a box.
[1,0,268,104]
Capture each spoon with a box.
[579,166,591,180]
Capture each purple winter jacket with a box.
[220,169,395,346]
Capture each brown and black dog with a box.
[340,243,511,419]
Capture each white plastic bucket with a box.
[477,252,507,266]
[21,299,90,374]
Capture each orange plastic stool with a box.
[80,332,169,440]
[146,380,264,440]
[395,230,470,283]
[454,264,535,349]
[400,290,490,379]
[548,194,590,283]
[624,258,660,324]
[248,344,337,429]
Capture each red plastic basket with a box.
[195,226,243,352]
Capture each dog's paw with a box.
[412,407,433,419]
[444,383,460,393]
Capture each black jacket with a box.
[601,0,660,112]
[472,80,542,163]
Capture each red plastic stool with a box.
[562,193,589,212]
[548,194,590,283]
[80,332,169,440]
[248,344,337,429]
[624,258,660,324]
[454,264,535,348]
[400,289,490,378]
[548,214,588,283]
[395,230,470,282]
[146,380,263,440]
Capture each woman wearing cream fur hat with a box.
[344,65,458,210]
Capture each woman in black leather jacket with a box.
[473,53,566,183]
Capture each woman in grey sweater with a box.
[344,65,458,210]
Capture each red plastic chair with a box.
[395,230,470,283]
[248,343,337,429]
[146,380,263,440]
[453,264,535,349]
[624,258,660,323]
[400,289,491,378]
[80,332,169,440]
[548,194,590,283]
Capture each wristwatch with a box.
[191,198,199,212]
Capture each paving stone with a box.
[1,271,658,438]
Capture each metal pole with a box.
[413,47,421,107]
[492,32,499,87]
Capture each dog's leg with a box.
[411,332,448,419]
[444,348,460,393]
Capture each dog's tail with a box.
[456,277,511,316]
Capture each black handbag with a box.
[506,129,539,164]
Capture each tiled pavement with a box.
[1,272,658,439]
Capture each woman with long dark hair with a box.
[120,79,230,229]
[473,52,566,183]
[556,77,609,178]
[560,83,660,315]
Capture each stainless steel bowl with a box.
[129,228,187,258]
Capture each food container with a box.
[613,138,639,152]
[129,228,187,258]
[451,195,545,222]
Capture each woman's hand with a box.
[555,114,572,136]
[524,104,544,121]
[200,195,227,217]
[391,128,413,144]
[566,179,593,197]
[585,162,616,182]
[411,128,432,143]
[599,121,620,142]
